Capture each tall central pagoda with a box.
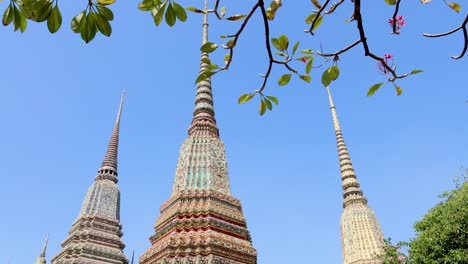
[140,1,257,263]
[325,87,385,264]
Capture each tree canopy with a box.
[408,171,468,263]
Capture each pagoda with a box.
[139,1,257,263]
[325,86,385,264]
[51,92,129,264]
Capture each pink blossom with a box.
[301,57,307,63]
[397,255,406,261]
[377,53,394,75]
[388,15,406,32]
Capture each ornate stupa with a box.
[139,1,257,263]
[34,235,48,264]
[51,92,129,264]
[325,86,385,264]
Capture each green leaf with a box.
[33,1,53,22]
[410,69,424,75]
[201,57,211,64]
[224,39,235,48]
[305,58,313,74]
[200,42,218,53]
[305,14,323,31]
[97,6,114,21]
[185,6,204,13]
[206,63,220,71]
[259,98,267,115]
[47,5,62,33]
[384,0,396,5]
[172,1,187,22]
[224,53,230,64]
[71,11,85,33]
[165,2,176,26]
[13,6,27,32]
[195,70,215,83]
[311,0,321,9]
[292,41,300,55]
[300,75,311,83]
[2,5,14,26]
[271,38,281,51]
[264,97,273,110]
[266,0,282,20]
[321,65,339,87]
[278,34,289,50]
[96,13,112,36]
[238,93,254,104]
[81,11,97,43]
[447,2,461,12]
[395,85,403,96]
[97,0,116,6]
[367,83,384,96]
[138,0,159,11]
[278,74,292,86]
[220,6,226,17]
[152,1,166,26]
[266,95,279,105]
[226,14,246,21]
[300,49,314,54]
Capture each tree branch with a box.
[306,0,331,35]
[391,0,401,34]
[423,14,468,59]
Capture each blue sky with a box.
[0,0,467,263]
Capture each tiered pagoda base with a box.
[52,215,128,264]
[140,190,257,264]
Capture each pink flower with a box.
[397,255,406,261]
[301,58,307,63]
[377,53,394,75]
[388,15,406,32]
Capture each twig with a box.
[391,0,401,34]
[325,0,345,15]
[316,39,362,57]
[306,0,331,35]
[423,14,468,59]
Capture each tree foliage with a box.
[408,170,468,263]
[1,0,466,114]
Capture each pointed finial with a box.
[116,89,125,125]
[131,250,135,264]
[325,86,367,208]
[202,0,209,44]
[188,0,219,136]
[41,234,49,257]
[98,90,125,178]
[34,234,48,264]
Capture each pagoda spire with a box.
[34,234,48,264]
[99,89,125,175]
[325,86,384,264]
[140,1,257,263]
[326,86,367,208]
[52,91,128,264]
[188,0,219,136]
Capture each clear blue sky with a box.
[0,0,467,263]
